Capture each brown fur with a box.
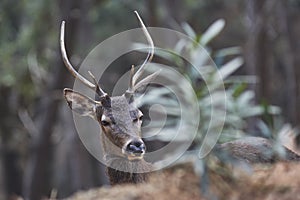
[217,137,300,163]
[105,156,152,185]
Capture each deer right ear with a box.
[63,88,99,119]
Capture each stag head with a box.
[61,11,158,161]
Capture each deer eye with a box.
[101,115,112,126]
[133,115,143,123]
[101,120,110,126]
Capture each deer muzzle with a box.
[123,139,146,160]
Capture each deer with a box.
[215,136,300,164]
[60,11,158,185]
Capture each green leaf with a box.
[215,47,242,58]
[257,120,272,138]
[181,22,196,38]
[200,19,225,46]
[217,57,244,80]
[232,83,247,98]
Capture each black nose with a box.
[126,140,146,154]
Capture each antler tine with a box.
[128,65,135,92]
[131,11,154,87]
[88,71,107,97]
[60,21,107,97]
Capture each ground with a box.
[60,161,300,200]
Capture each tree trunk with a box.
[275,0,299,126]
[22,1,80,199]
[245,0,270,101]
[245,0,300,127]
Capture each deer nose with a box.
[126,140,146,154]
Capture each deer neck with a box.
[106,158,152,185]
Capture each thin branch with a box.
[18,109,38,138]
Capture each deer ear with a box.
[63,88,98,119]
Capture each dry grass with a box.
[62,162,300,200]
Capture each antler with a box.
[60,21,107,98]
[127,11,155,94]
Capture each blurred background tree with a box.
[0,0,299,199]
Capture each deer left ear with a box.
[63,88,99,119]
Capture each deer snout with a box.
[123,139,146,160]
[127,141,145,154]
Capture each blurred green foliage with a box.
[139,19,281,145]
[0,0,59,102]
